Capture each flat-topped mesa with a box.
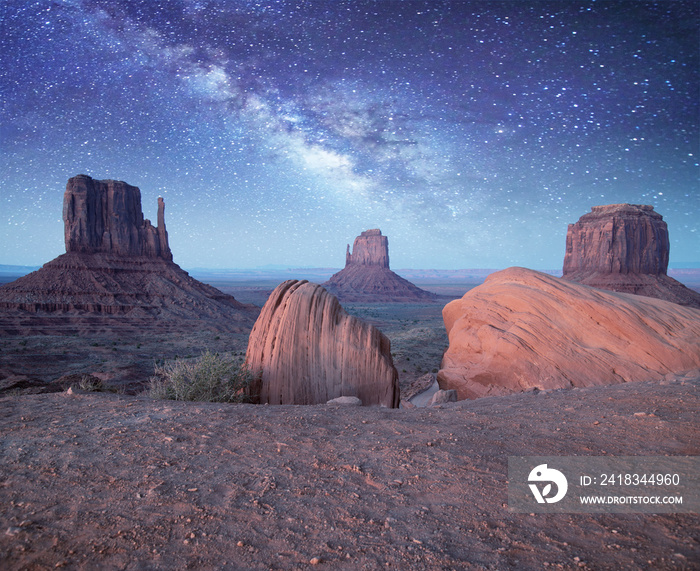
[563,204,668,277]
[562,203,700,308]
[345,229,390,268]
[63,174,173,261]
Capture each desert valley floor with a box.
[1,274,699,570]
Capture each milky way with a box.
[1,1,698,269]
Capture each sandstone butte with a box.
[0,175,256,334]
[563,203,700,309]
[245,280,400,407]
[322,229,436,302]
[438,267,700,400]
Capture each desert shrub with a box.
[78,374,106,392]
[149,350,257,403]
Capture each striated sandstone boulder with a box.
[245,280,400,407]
[563,204,700,308]
[64,175,172,261]
[0,175,256,334]
[323,229,436,302]
[438,267,700,400]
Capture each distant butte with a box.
[322,229,437,302]
[0,175,257,334]
[562,203,700,308]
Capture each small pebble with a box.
[310,556,322,565]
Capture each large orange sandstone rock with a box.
[563,204,700,308]
[323,229,436,302]
[438,267,700,400]
[246,280,400,406]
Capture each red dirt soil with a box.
[1,372,698,570]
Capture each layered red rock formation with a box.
[563,204,700,308]
[438,267,700,400]
[323,229,436,302]
[64,175,173,261]
[345,229,390,268]
[0,175,256,334]
[245,280,400,407]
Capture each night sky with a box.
[2,1,698,270]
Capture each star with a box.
[0,0,697,269]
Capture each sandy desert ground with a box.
[1,374,698,570]
[1,275,699,570]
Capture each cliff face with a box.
[323,229,436,302]
[438,267,700,400]
[562,204,700,308]
[563,204,668,276]
[63,174,172,261]
[245,280,400,407]
[345,229,390,268]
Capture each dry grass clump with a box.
[77,374,108,392]
[149,350,257,403]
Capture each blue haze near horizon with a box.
[1,1,698,270]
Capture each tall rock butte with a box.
[562,204,700,308]
[63,175,172,260]
[0,175,256,334]
[246,280,400,407]
[438,267,700,400]
[322,229,436,302]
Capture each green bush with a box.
[149,350,257,403]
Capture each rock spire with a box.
[345,229,390,268]
[0,175,256,333]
